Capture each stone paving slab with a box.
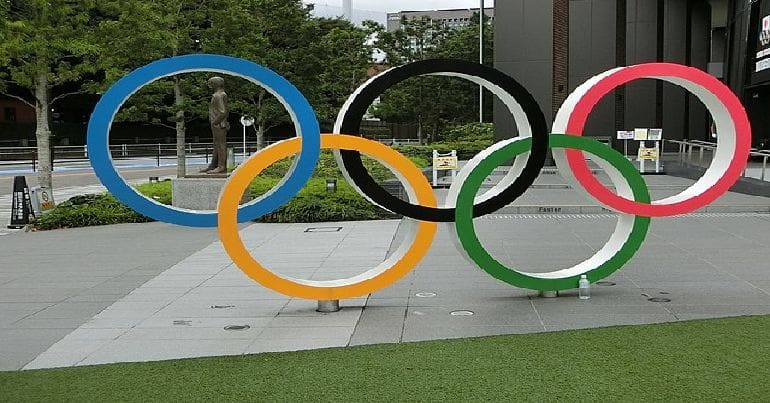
[3,169,770,371]
[11,211,770,370]
[22,221,399,369]
[0,223,218,371]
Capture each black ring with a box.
[337,59,548,222]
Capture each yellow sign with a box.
[434,156,458,171]
[638,147,659,161]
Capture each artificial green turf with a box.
[2,315,769,402]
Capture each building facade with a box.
[387,8,494,32]
[724,0,770,144]
[494,0,735,147]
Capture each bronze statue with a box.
[201,76,230,174]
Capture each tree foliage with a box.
[0,0,375,186]
[98,0,372,150]
[1,0,104,189]
[368,14,494,144]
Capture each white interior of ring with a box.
[553,69,737,209]
[445,136,530,262]
[107,68,304,213]
[332,69,534,212]
[523,153,636,279]
[446,138,638,279]
[276,151,423,288]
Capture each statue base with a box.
[172,176,251,211]
[184,173,229,179]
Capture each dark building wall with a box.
[494,0,713,145]
[725,0,770,144]
[568,0,616,136]
[494,0,554,139]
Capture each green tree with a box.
[370,13,494,143]
[97,0,218,177]
[0,0,103,190]
[211,0,318,150]
[99,0,372,154]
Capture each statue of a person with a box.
[201,76,230,174]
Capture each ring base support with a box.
[538,291,559,298]
[317,300,341,313]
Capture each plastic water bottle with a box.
[578,275,591,300]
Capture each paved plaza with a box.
[1,171,769,371]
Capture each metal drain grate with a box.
[224,325,250,331]
[305,227,343,233]
[450,310,475,316]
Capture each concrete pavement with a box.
[0,223,218,370]
[1,172,769,370]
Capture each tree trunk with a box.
[256,125,265,151]
[34,70,53,190]
[174,76,186,178]
[256,90,266,150]
[430,123,438,143]
[417,116,423,145]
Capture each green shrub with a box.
[259,150,429,183]
[33,149,427,230]
[395,138,494,161]
[250,177,394,223]
[443,123,495,142]
[32,193,152,230]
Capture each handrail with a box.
[672,138,770,181]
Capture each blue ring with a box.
[87,54,320,227]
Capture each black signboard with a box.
[751,0,770,85]
[8,176,35,229]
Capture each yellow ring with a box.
[217,134,438,300]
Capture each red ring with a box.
[564,63,751,217]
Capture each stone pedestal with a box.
[172,177,250,211]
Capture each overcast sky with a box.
[304,0,484,13]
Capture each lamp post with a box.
[240,116,255,163]
[479,0,484,123]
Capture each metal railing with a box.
[0,138,425,170]
[377,138,422,146]
[667,139,770,182]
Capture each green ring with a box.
[454,134,651,291]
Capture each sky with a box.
[303,0,484,13]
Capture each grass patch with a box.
[2,315,769,401]
[135,181,173,205]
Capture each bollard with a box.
[538,291,559,298]
[317,300,340,313]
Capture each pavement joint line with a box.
[528,297,547,331]
[4,173,770,370]
[663,231,761,291]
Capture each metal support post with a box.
[699,146,704,166]
[539,291,559,298]
[317,300,340,313]
[479,0,484,123]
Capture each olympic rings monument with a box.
[87,54,752,309]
